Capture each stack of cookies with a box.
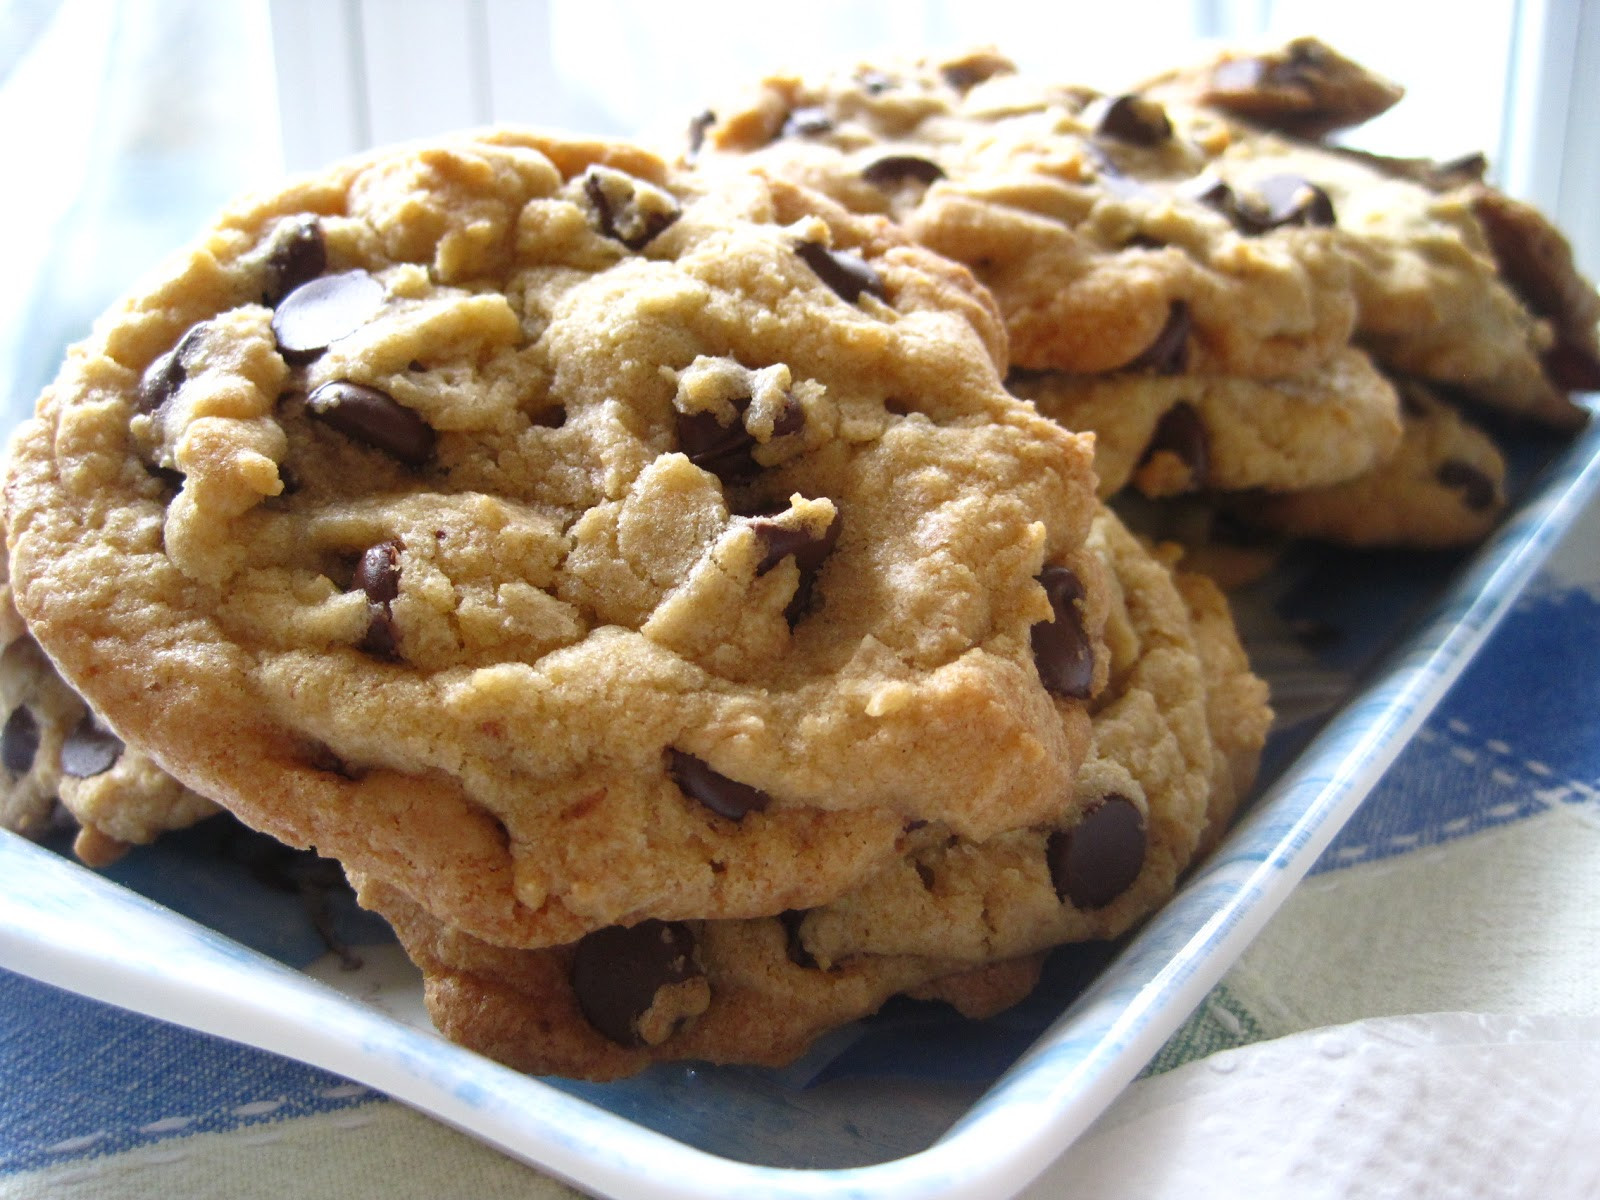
[694,38,1599,557]
[1,36,1592,1082]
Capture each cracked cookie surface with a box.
[4,130,1105,950]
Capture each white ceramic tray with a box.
[3,407,1599,1199]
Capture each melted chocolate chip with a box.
[352,540,403,657]
[1543,343,1600,392]
[749,507,842,624]
[1142,402,1210,488]
[677,407,760,482]
[1187,172,1335,234]
[1047,796,1147,909]
[687,109,716,156]
[1122,301,1191,374]
[668,749,771,821]
[748,508,840,576]
[136,323,209,412]
[781,106,834,138]
[678,394,803,483]
[861,155,946,188]
[771,395,806,437]
[1031,566,1094,699]
[307,380,436,466]
[262,216,328,307]
[1234,175,1337,233]
[795,240,885,304]
[1436,459,1499,511]
[1,707,39,775]
[571,919,703,1046]
[779,909,819,969]
[1085,93,1172,146]
[582,167,681,251]
[271,269,384,363]
[60,714,123,778]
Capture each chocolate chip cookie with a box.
[355,506,1268,1080]
[363,875,1047,1080]
[4,130,1107,950]
[791,508,1270,967]
[1009,345,1403,499]
[0,557,217,865]
[1231,377,1508,549]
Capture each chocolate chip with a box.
[1187,172,1335,234]
[60,714,123,778]
[861,155,946,188]
[352,539,403,657]
[1122,301,1191,374]
[1031,566,1094,699]
[749,507,841,624]
[1436,459,1498,511]
[1047,796,1147,909]
[1141,401,1210,489]
[262,216,328,307]
[941,59,1006,92]
[687,109,716,156]
[307,380,436,466]
[271,269,384,364]
[914,861,936,890]
[1,707,39,775]
[668,749,771,821]
[570,919,704,1047]
[1233,175,1337,233]
[780,106,834,138]
[1543,343,1600,392]
[1397,385,1430,418]
[796,240,885,304]
[136,323,209,412]
[582,167,681,252]
[353,540,402,605]
[677,407,760,483]
[748,508,840,576]
[677,392,803,484]
[779,910,819,969]
[771,394,806,437]
[858,69,895,95]
[1182,171,1237,213]
[1085,93,1172,146]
